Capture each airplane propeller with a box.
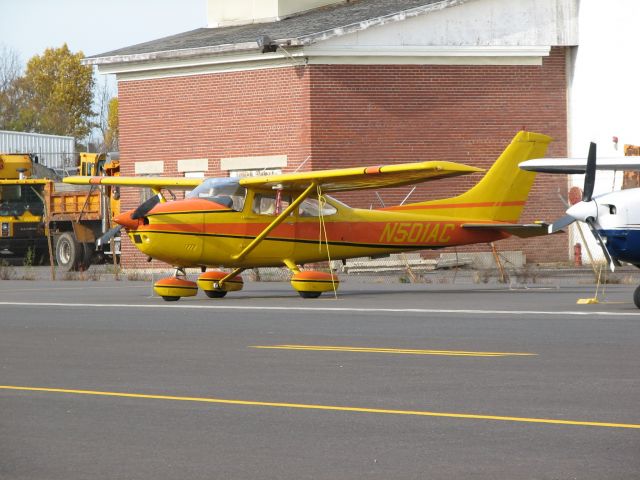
[96,193,162,247]
[548,142,619,272]
[131,193,162,220]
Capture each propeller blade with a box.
[131,193,161,219]
[586,219,619,272]
[582,142,597,202]
[548,214,576,234]
[96,225,122,247]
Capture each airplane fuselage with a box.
[570,188,640,268]
[126,197,507,268]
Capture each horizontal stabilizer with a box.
[462,223,550,238]
[519,157,640,174]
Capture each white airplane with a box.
[520,144,640,307]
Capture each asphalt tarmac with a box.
[1,279,639,479]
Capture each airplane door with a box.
[244,190,295,262]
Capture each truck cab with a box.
[0,155,48,259]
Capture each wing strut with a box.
[231,182,316,262]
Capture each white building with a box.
[567,0,640,264]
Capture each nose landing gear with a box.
[154,270,198,302]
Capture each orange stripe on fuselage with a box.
[383,201,525,211]
[148,198,230,215]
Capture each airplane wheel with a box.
[204,290,227,298]
[633,286,640,309]
[298,291,322,299]
[161,296,180,302]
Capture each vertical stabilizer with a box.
[404,131,552,222]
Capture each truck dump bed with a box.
[46,183,103,221]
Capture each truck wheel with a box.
[78,243,94,271]
[55,232,81,271]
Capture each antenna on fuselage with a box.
[293,155,311,173]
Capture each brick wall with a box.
[307,47,569,262]
[117,47,568,267]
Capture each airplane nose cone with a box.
[114,209,143,230]
[566,200,598,222]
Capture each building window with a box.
[184,170,205,197]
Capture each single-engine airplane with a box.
[521,143,640,307]
[64,131,552,301]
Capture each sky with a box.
[0,0,206,87]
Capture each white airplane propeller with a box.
[528,143,619,272]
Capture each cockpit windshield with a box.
[186,178,246,211]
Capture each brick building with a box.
[86,0,578,268]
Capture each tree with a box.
[13,44,95,138]
[0,45,23,130]
[0,44,21,91]
[105,97,119,151]
[90,80,119,152]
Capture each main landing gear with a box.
[290,270,340,299]
[197,270,244,298]
[153,266,340,301]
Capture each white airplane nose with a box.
[566,200,598,222]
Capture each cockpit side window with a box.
[298,196,337,217]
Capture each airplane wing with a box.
[239,161,483,192]
[63,176,203,190]
[519,157,640,174]
[462,223,551,238]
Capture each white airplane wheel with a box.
[633,286,640,309]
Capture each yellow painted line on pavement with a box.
[250,345,536,357]
[1,385,638,430]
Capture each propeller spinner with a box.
[96,193,162,247]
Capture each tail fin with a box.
[405,131,552,222]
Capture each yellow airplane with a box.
[64,131,551,301]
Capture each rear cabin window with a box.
[252,192,292,216]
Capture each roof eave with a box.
[290,0,472,46]
[83,0,473,66]
[83,41,266,66]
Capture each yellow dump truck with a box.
[0,153,120,270]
